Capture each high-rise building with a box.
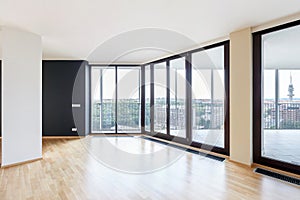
[288,73,295,101]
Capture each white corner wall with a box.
[229,27,253,165]
[1,27,42,166]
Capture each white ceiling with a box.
[1,0,300,63]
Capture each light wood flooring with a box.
[0,136,299,200]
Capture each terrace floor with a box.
[263,130,300,165]
[190,129,300,165]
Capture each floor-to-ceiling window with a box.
[91,66,141,133]
[253,21,300,174]
[142,42,229,154]
[191,45,227,152]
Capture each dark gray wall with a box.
[43,60,90,136]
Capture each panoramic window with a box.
[90,43,228,154]
[142,42,229,154]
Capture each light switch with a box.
[72,104,81,108]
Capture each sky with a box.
[92,68,141,101]
[263,24,300,100]
[91,66,298,102]
[264,69,300,100]
[92,67,225,102]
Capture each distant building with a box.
[264,101,300,129]
[288,73,295,101]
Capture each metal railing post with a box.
[275,69,279,129]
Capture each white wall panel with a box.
[1,27,42,166]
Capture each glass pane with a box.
[145,65,151,132]
[91,67,116,133]
[278,70,300,129]
[191,46,225,148]
[263,70,275,129]
[154,62,167,134]
[170,58,186,138]
[212,69,225,135]
[117,67,141,133]
[262,24,300,165]
[91,68,101,132]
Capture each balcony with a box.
[262,102,300,165]
[263,129,300,165]
[92,100,141,132]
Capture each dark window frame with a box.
[190,42,230,155]
[90,65,142,134]
[253,20,300,175]
[142,41,230,155]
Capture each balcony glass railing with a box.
[92,100,141,132]
[264,102,300,129]
[93,100,225,132]
[93,101,300,132]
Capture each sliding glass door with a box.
[91,66,141,133]
[254,21,300,174]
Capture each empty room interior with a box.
[0,0,300,199]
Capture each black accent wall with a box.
[42,60,90,136]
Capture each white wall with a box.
[229,28,253,165]
[1,27,42,166]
